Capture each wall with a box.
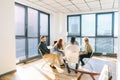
[0,0,16,75]
[117,0,120,80]
[50,13,67,45]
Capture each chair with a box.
[38,44,50,68]
[64,44,80,73]
[82,52,94,71]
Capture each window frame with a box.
[15,3,50,63]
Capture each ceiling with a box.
[27,0,118,13]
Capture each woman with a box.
[79,37,93,66]
[52,39,65,56]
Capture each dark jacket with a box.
[39,42,50,55]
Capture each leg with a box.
[79,55,85,66]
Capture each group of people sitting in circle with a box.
[38,36,93,70]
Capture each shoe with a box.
[81,63,85,66]
[50,65,56,69]
[60,64,65,68]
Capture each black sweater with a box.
[39,42,50,55]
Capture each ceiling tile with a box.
[79,7,90,11]
[40,0,56,4]
[66,5,76,9]
[49,3,62,7]
[87,1,101,8]
[102,4,113,9]
[28,0,39,1]
[101,0,114,4]
[56,0,69,2]
[114,0,118,8]
[91,7,101,10]
[75,3,88,8]
[59,1,72,6]
[72,0,85,4]
[114,2,118,8]
[85,0,99,2]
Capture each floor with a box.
[0,56,117,80]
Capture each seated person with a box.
[70,37,79,46]
[79,37,93,66]
[65,37,80,70]
[38,36,65,69]
[52,39,65,57]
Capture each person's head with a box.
[71,37,75,44]
[84,37,89,44]
[57,39,63,49]
[40,36,46,42]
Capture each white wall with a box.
[117,0,120,80]
[50,13,67,45]
[0,0,16,75]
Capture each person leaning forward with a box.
[39,36,65,69]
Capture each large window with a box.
[68,16,80,36]
[15,3,50,63]
[15,5,25,36]
[81,14,95,36]
[28,8,38,37]
[97,13,113,36]
[67,12,117,54]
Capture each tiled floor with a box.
[0,56,117,80]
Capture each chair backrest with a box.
[38,43,46,57]
[65,44,80,64]
[98,64,109,80]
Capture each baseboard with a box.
[0,69,16,77]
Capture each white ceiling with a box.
[27,0,118,13]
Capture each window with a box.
[96,38,113,53]
[81,14,95,36]
[16,39,26,61]
[28,39,38,57]
[114,12,118,37]
[97,13,113,36]
[68,16,80,36]
[40,13,49,36]
[15,4,50,63]
[28,8,38,37]
[15,5,25,36]
[67,12,116,54]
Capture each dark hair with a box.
[71,37,75,44]
[40,36,45,39]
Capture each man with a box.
[38,36,65,69]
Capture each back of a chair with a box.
[65,44,80,64]
[38,43,45,57]
[98,64,109,80]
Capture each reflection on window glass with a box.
[114,38,118,54]
[81,38,95,52]
[15,5,25,35]
[114,12,118,37]
[28,8,38,37]
[16,39,26,61]
[68,16,80,35]
[96,38,113,53]
[40,13,48,35]
[28,39,38,57]
[82,14,95,36]
[97,14,112,36]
